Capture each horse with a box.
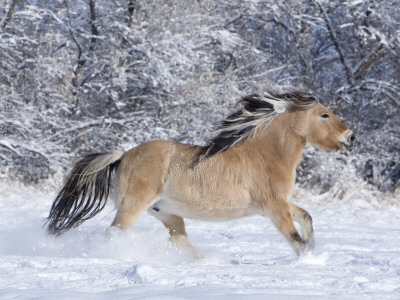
[45,91,355,257]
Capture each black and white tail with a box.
[45,150,124,235]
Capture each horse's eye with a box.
[321,113,329,119]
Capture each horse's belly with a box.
[153,191,259,221]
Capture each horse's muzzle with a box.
[340,131,355,151]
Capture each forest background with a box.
[1,0,399,195]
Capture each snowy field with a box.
[1,182,399,299]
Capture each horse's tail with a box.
[46,150,125,235]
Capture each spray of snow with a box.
[0,175,399,298]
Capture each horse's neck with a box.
[244,116,307,171]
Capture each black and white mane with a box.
[193,91,319,164]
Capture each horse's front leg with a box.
[263,199,306,256]
[288,202,315,250]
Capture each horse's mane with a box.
[192,91,319,165]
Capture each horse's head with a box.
[306,103,355,151]
[192,91,355,165]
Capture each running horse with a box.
[46,91,355,257]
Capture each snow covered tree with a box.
[0,0,398,191]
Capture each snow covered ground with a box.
[0,182,399,299]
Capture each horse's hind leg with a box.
[148,209,200,259]
[288,202,315,250]
[109,176,159,231]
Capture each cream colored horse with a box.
[46,91,355,257]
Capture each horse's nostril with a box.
[349,134,355,143]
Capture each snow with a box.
[1,184,400,299]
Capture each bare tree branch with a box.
[354,44,387,80]
[89,0,98,52]
[0,0,18,31]
[311,0,355,85]
[127,0,136,28]
[121,0,136,49]
[224,8,249,29]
